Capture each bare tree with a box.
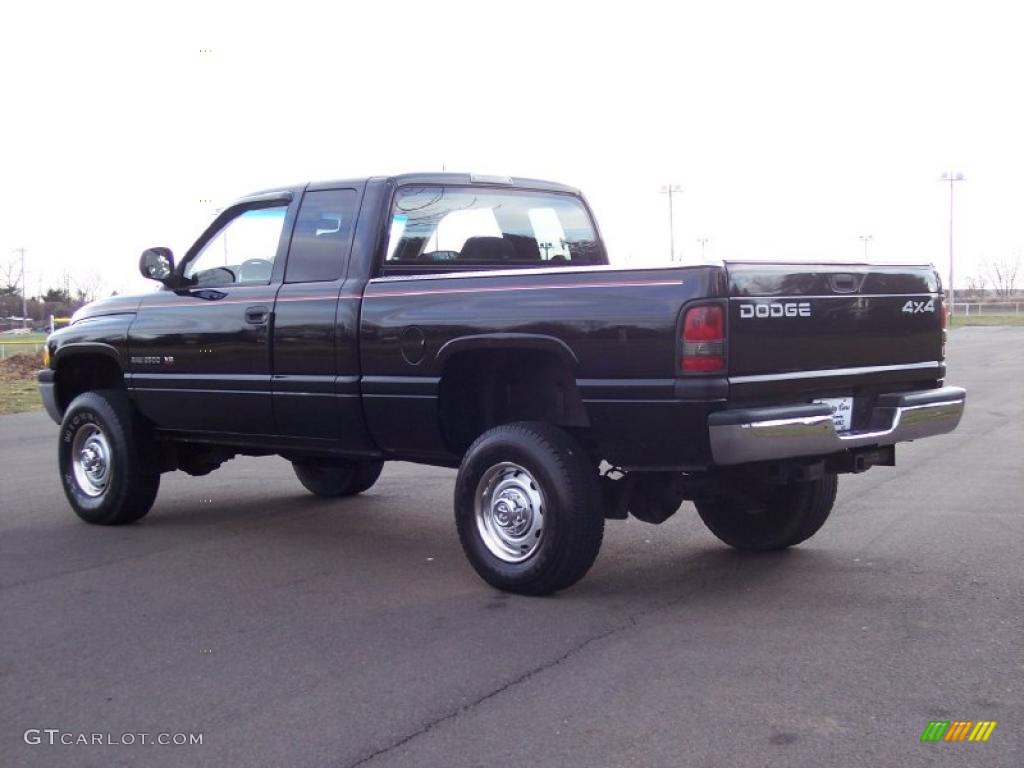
[985,254,1022,298]
[0,254,20,296]
[963,272,988,299]
[70,270,104,303]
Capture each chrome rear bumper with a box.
[708,386,966,466]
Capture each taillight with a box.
[681,304,726,373]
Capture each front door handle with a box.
[245,305,270,325]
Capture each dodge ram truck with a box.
[38,173,966,594]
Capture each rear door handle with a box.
[245,305,270,325]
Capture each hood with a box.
[70,293,146,324]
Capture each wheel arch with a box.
[53,345,127,415]
[436,336,589,456]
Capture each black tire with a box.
[695,472,838,551]
[59,389,160,525]
[454,422,604,595]
[292,458,384,497]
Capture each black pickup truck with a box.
[38,173,965,594]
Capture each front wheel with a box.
[59,390,160,525]
[695,472,838,551]
[454,422,604,595]
[292,458,384,497]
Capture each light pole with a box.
[858,234,873,261]
[658,184,682,261]
[941,172,965,316]
[12,248,27,328]
[697,238,709,261]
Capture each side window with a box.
[285,189,358,283]
[185,206,288,286]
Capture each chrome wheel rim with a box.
[475,462,545,563]
[71,423,112,497]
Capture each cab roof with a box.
[247,172,581,200]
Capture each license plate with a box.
[814,397,854,433]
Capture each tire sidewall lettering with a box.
[60,406,109,509]
[62,410,97,444]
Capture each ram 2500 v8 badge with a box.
[38,173,965,594]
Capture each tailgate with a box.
[725,263,943,381]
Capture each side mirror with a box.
[140,247,175,284]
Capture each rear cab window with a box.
[380,186,605,275]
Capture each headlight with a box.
[43,345,50,367]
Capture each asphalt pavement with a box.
[1,326,1021,768]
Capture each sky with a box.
[1,0,1022,298]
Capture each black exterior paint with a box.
[129,284,278,434]
[42,173,949,471]
[725,263,943,377]
[358,267,720,466]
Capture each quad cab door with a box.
[271,184,373,448]
[129,193,297,434]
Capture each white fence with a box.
[0,341,45,360]
[951,301,1022,316]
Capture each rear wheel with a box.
[455,422,604,595]
[59,390,160,525]
[292,458,384,497]
[695,472,838,551]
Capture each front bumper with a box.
[37,369,62,424]
[708,386,966,466]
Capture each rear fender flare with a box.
[436,333,579,371]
